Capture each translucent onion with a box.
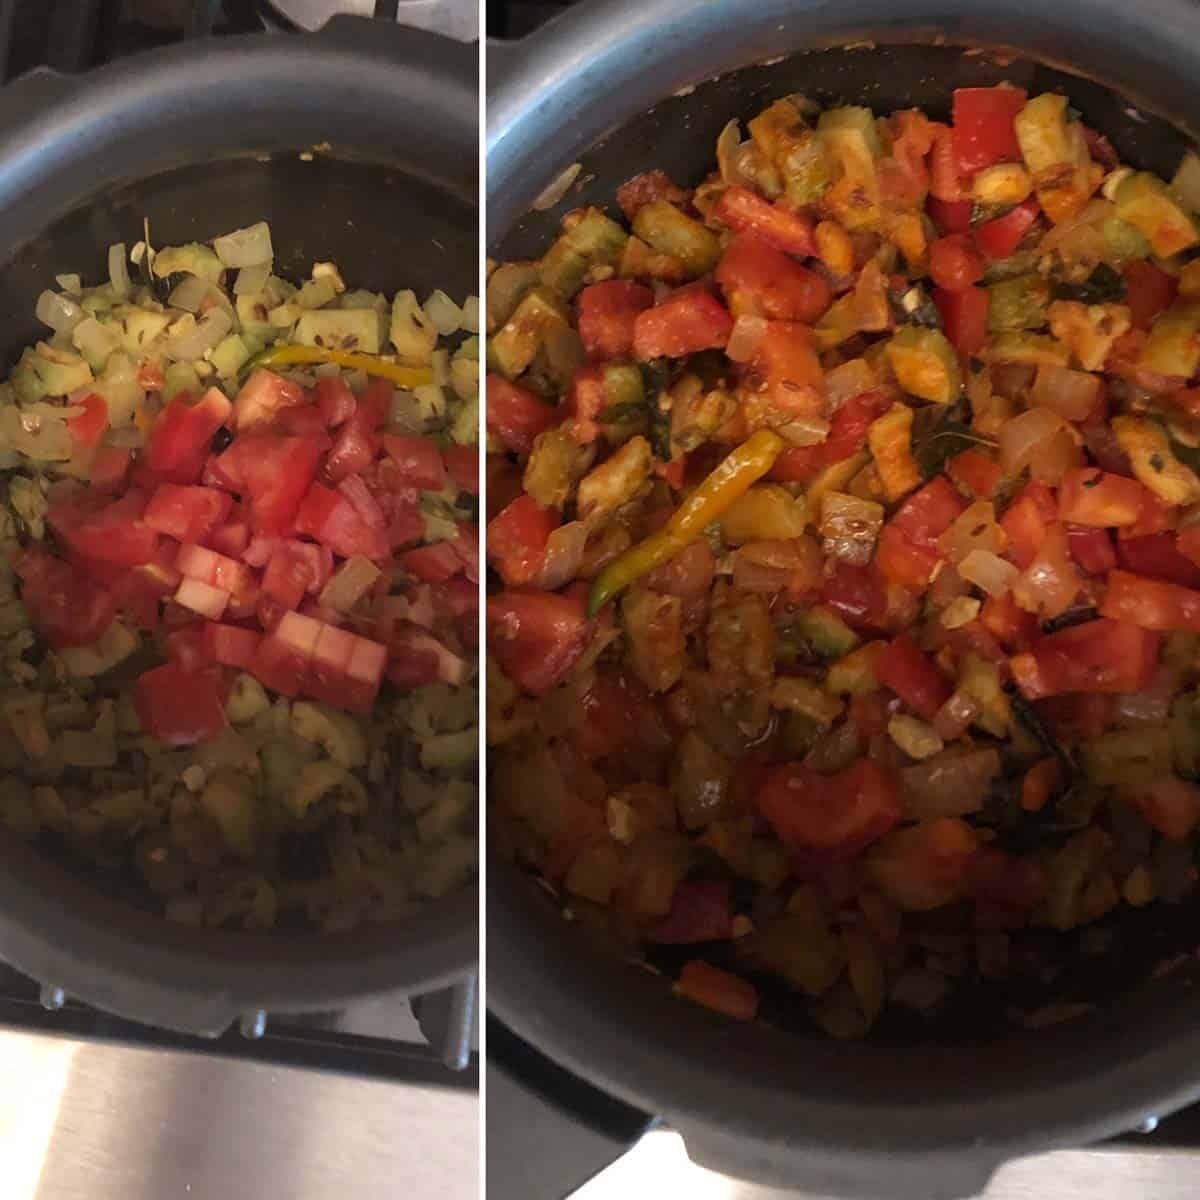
[71,316,120,366]
[1114,666,1180,725]
[819,491,885,566]
[163,309,232,361]
[989,363,1036,402]
[939,596,981,630]
[234,263,272,296]
[213,222,273,269]
[1012,526,1081,619]
[531,163,582,211]
[999,406,1065,474]
[0,406,70,461]
[779,415,830,446]
[318,555,382,613]
[937,500,1005,564]
[35,289,84,336]
[55,273,82,295]
[732,538,823,596]
[1028,425,1084,484]
[532,521,588,591]
[725,315,767,363]
[959,548,1019,596]
[1173,151,1200,213]
[1038,198,1114,255]
[168,275,212,313]
[108,242,132,300]
[423,290,463,337]
[933,690,981,741]
[460,295,480,335]
[716,120,756,189]
[825,358,878,408]
[1031,364,1102,421]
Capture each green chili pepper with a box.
[587,429,784,616]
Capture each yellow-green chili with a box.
[587,429,785,616]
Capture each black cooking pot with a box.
[488,2,1200,1195]
[0,15,478,1036]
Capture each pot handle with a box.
[674,1121,1004,1200]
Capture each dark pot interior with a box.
[490,33,1200,1196]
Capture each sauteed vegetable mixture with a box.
[0,222,478,931]
[488,84,1200,1034]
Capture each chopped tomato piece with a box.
[486,374,558,457]
[1178,523,1200,569]
[400,541,463,584]
[973,198,1039,260]
[343,635,387,712]
[443,443,479,496]
[275,405,330,439]
[325,415,377,483]
[877,634,952,718]
[875,524,942,590]
[715,233,831,323]
[892,477,969,549]
[769,390,892,483]
[675,961,759,1021]
[382,434,447,491]
[947,448,1002,498]
[1123,259,1176,330]
[951,86,1027,175]
[387,625,467,691]
[210,515,251,558]
[1009,616,1159,697]
[1058,467,1151,527]
[968,844,1048,910]
[1001,480,1056,568]
[822,562,888,630]
[1117,532,1200,589]
[1100,568,1200,632]
[578,280,654,360]
[293,483,389,560]
[251,610,322,697]
[147,388,232,484]
[648,880,732,944]
[980,590,1038,651]
[134,663,227,746]
[929,123,967,202]
[488,588,592,697]
[633,286,734,360]
[927,196,973,235]
[234,369,305,430]
[932,285,989,356]
[1066,525,1118,574]
[166,626,206,671]
[202,623,261,671]
[13,546,115,647]
[218,434,323,534]
[755,758,900,858]
[50,489,159,566]
[712,186,816,256]
[315,376,356,427]
[867,818,978,911]
[67,393,108,449]
[263,540,318,611]
[929,234,985,291]
[486,494,557,587]
[143,483,232,545]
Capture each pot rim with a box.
[0,17,479,1035]
[486,0,1200,1181]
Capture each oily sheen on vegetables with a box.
[488,81,1200,1039]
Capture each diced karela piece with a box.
[152,242,224,283]
[538,208,628,298]
[632,202,721,277]
[885,326,961,403]
[489,286,571,379]
[11,343,94,403]
[293,308,384,355]
[1114,172,1200,258]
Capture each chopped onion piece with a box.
[819,492,884,566]
[999,406,1065,475]
[169,275,212,313]
[55,274,82,295]
[423,290,463,336]
[725,315,767,363]
[532,521,588,590]
[319,555,382,613]
[234,263,272,296]
[532,163,581,211]
[901,747,1000,820]
[35,290,83,336]
[1031,364,1102,421]
[959,548,1019,596]
[939,596,981,629]
[780,416,830,446]
[108,242,132,300]
[938,501,1005,564]
[163,309,232,361]
[0,406,70,461]
[1173,151,1200,213]
[213,222,273,269]
[460,295,480,334]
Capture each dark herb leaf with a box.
[888,284,942,330]
[1009,690,1074,771]
[1051,263,1126,304]
[598,401,647,425]
[1041,605,1099,634]
[912,399,995,479]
